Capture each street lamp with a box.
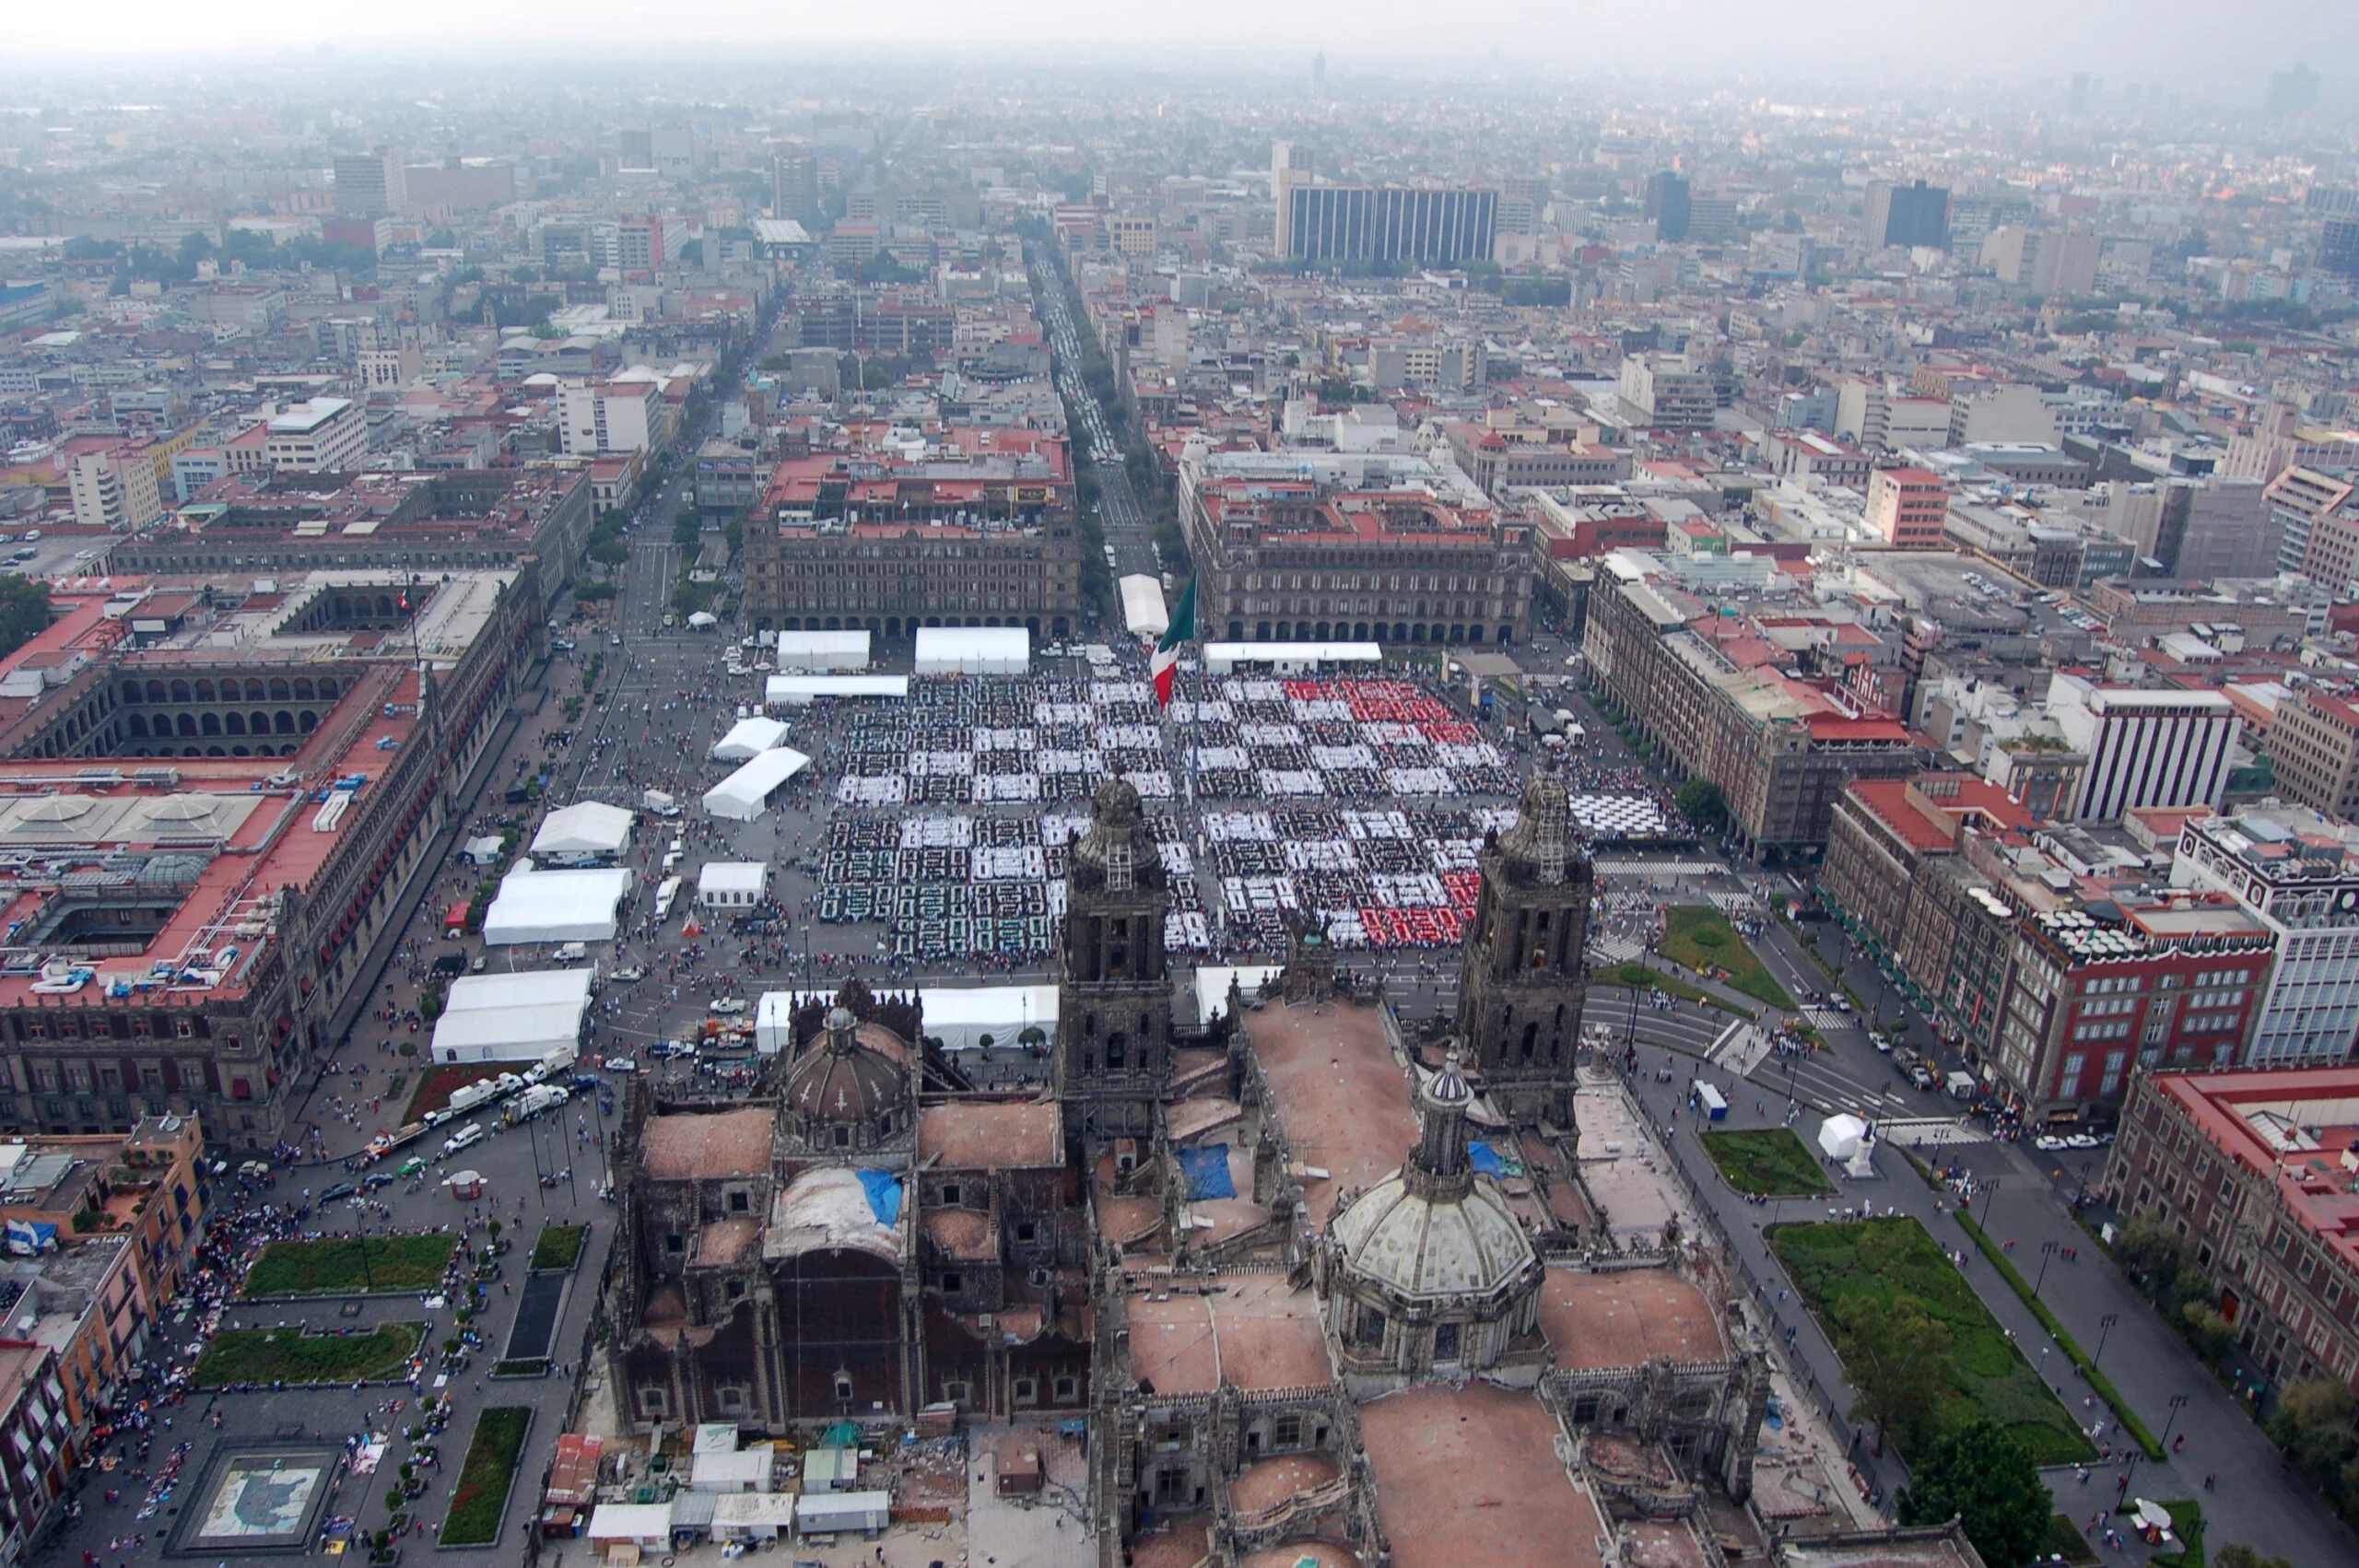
[2095,1313,2118,1368]
[2033,1239,2060,1296]
[2157,1392,2190,1452]
[1979,1176,2001,1230]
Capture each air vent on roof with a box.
[131,768,180,789]
[75,769,123,787]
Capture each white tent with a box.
[1191,965,1285,1025]
[1203,641,1383,675]
[429,968,593,1063]
[915,984,1058,1051]
[1119,574,1169,638]
[686,610,718,628]
[710,716,790,761]
[529,802,633,860]
[774,629,871,671]
[702,747,813,821]
[765,674,909,706]
[482,866,633,945]
[915,626,1029,675]
[755,990,797,1056]
[697,860,769,908]
[1816,1114,1870,1166]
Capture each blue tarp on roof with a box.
[857,1169,902,1226]
[1468,1141,1525,1178]
[1178,1144,1236,1201]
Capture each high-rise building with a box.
[2321,216,2359,279]
[2262,689,2359,821]
[1644,172,1691,242]
[1617,353,1716,429]
[616,129,654,172]
[1270,140,1313,257]
[2045,676,2240,821]
[1278,181,1498,265]
[1865,467,1949,548]
[1311,51,1325,95]
[332,148,404,217]
[771,149,818,225]
[2266,63,2320,115]
[2174,803,2359,1065]
[1863,179,1949,250]
[1451,759,1592,1127]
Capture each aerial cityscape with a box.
[2,13,2359,1568]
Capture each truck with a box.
[1945,1071,1978,1102]
[641,790,681,818]
[447,1080,499,1116]
[504,1083,569,1123]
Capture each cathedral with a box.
[609,767,1774,1568]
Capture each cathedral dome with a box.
[1328,1159,1535,1302]
[786,1006,906,1129]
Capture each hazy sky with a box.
[12,0,2359,94]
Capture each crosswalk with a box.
[1595,859,1722,876]
[1587,937,1644,967]
[1708,892,1759,916]
[1802,1006,1857,1033]
[1877,1117,1989,1147]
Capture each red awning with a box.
[442,902,470,930]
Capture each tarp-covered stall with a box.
[530,802,633,861]
[765,674,910,707]
[1119,574,1168,638]
[701,747,813,822]
[430,967,594,1064]
[914,626,1029,675]
[774,629,872,671]
[482,866,634,945]
[710,716,791,761]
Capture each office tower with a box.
[1499,175,1548,238]
[2267,64,2320,115]
[333,148,405,217]
[771,149,819,225]
[1279,180,1497,265]
[1644,172,1691,242]
[1270,140,1312,257]
[2322,216,2359,279]
[2070,73,2094,116]
[617,128,654,173]
[1863,179,1950,250]
[651,125,696,182]
[1312,52,1325,95]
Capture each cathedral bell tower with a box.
[1056,777,1170,1148]
[1452,754,1594,1129]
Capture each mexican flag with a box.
[1151,578,1196,707]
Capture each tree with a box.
[2270,1379,2358,1483]
[586,534,628,568]
[1673,779,1727,829]
[2112,1211,2187,1294]
[1834,1293,1950,1457]
[0,577,52,661]
[1897,1420,2049,1568]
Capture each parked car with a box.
[360,1173,395,1193]
[710,998,747,1015]
[320,1182,358,1203]
[1907,1064,1938,1091]
[603,1057,638,1072]
[611,966,645,983]
[441,1123,486,1156]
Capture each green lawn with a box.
[1700,1128,1835,1196]
[2137,1500,2202,1568]
[441,1406,531,1546]
[1586,962,1738,1013]
[1769,1216,2095,1466]
[1659,906,1795,1011]
[190,1323,424,1387]
[241,1234,459,1298]
[528,1223,586,1272]
[2044,1515,2098,1565]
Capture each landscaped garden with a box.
[1769,1215,2095,1465]
[241,1234,459,1298]
[1585,962,1735,1013]
[441,1406,531,1546]
[190,1323,424,1387]
[529,1223,586,1272]
[1700,1128,1835,1196]
[1659,905,1795,1011]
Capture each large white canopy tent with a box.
[528,801,633,860]
[482,866,634,945]
[913,984,1058,1051]
[702,747,813,821]
[429,967,593,1063]
[914,626,1029,675]
[765,674,909,706]
[1119,575,1169,638]
[773,630,872,671]
[710,716,791,762]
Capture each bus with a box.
[1690,1082,1729,1121]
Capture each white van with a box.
[553,942,588,964]
[441,1123,486,1156]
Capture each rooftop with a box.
[1357,1381,1605,1568]
[1240,998,1417,1227]
[1123,1273,1331,1396]
[915,1101,1062,1169]
[640,1108,775,1182]
[1536,1267,1727,1370]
